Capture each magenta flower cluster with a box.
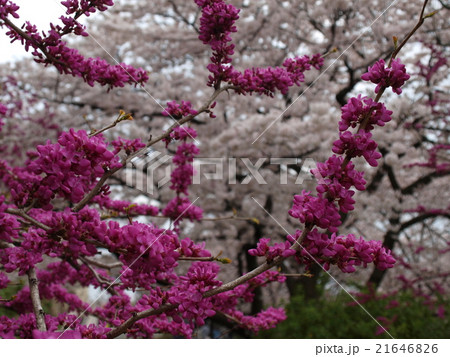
[195,0,324,95]
[162,100,198,120]
[361,58,410,95]
[162,125,203,225]
[208,271,287,333]
[289,190,342,232]
[231,54,324,96]
[332,130,382,167]
[195,0,240,88]
[61,0,114,15]
[339,95,393,131]
[163,196,203,225]
[0,197,20,243]
[0,244,43,276]
[1,311,110,339]
[108,222,181,289]
[248,238,296,261]
[0,0,19,19]
[0,272,9,289]
[111,137,145,155]
[288,229,396,273]
[237,307,287,332]
[27,129,121,206]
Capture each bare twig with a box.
[389,0,431,64]
[79,257,119,295]
[281,273,314,278]
[201,215,259,223]
[82,257,122,270]
[178,252,231,264]
[89,110,133,137]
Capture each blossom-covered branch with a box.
[0,0,148,89]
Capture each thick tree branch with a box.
[399,212,450,231]
[384,163,401,191]
[0,241,15,249]
[401,171,449,195]
[27,267,47,332]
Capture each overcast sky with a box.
[0,0,74,63]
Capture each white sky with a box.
[0,0,78,63]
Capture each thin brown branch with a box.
[389,0,430,64]
[399,212,450,231]
[401,170,449,195]
[201,215,258,223]
[5,208,51,231]
[0,298,15,303]
[82,257,122,270]
[215,311,242,325]
[89,110,133,138]
[106,304,177,338]
[178,256,219,262]
[178,254,231,264]
[79,257,119,295]
[1,17,66,66]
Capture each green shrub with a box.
[258,289,450,339]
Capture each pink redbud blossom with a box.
[289,190,341,232]
[111,137,145,155]
[162,100,198,119]
[339,95,393,131]
[288,229,396,273]
[332,130,382,167]
[312,155,366,191]
[248,238,296,261]
[361,58,410,95]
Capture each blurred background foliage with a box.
[257,279,450,339]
